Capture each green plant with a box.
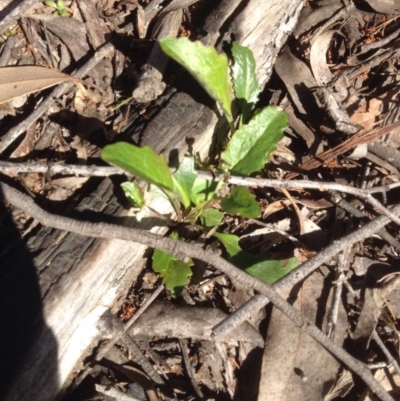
[44,0,70,16]
[101,39,298,296]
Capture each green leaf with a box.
[231,42,260,121]
[101,142,174,191]
[162,258,193,297]
[221,106,287,175]
[153,248,174,273]
[152,232,193,297]
[172,156,197,209]
[56,0,66,9]
[190,177,219,207]
[121,181,145,207]
[213,232,299,284]
[45,1,58,7]
[160,37,233,123]
[245,258,299,284]
[198,208,224,228]
[213,232,243,259]
[220,186,260,218]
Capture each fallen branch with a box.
[0,181,395,401]
[2,161,400,225]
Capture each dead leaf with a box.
[0,101,16,116]
[258,270,347,401]
[363,0,400,14]
[350,98,381,128]
[10,124,37,158]
[26,15,90,61]
[137,4,146,38]
[297,197,333,209]
[47,176,89,201]
[324,370,354,401]
[0,66,75,105]
[263,199,292,218]
[310,30,335,86]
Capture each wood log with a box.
[2,0,304,399]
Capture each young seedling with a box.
[102,39,298,296]
[44,0,70,16]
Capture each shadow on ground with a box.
[0,185,58,400]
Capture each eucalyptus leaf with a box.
[101,142,174,191]
[221,106,287,175]
[213,232,298,284]
[220,186,260,218]
[231,41,260,121]
[160,37,233,123]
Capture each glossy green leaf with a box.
[231,41,260,121]
[45,1,58,7]
[152,232,193,297]
[245,258,299,284]
[190,177,219,207]
[121,181,145,207]
[220,186,260,218]
[213,232,299,284]
[152,247,173,273]
[160,37,233,123]
[101,142,174,191]
[172,156,197,209]
[199,208,224,228]
[221,106,287,175]
[213,232,243,259]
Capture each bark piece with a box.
[129,302,264,347]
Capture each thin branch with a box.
[0,161,126,177]
[0,182,396,401]
[372,330,400,376]
[326,260,348,339]
[330,194,400,251]
[179,339,204,398]
[123,333,165,385]
[366,181,400,194]
[2,161,400,227]
[95,384,142,401]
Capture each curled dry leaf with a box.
[0,66,75,105]
[310,30,335,86]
